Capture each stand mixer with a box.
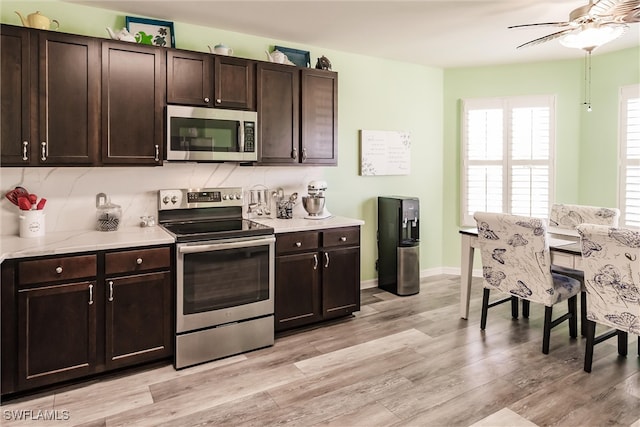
[302,180,332,219]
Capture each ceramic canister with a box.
[19,209,45,238]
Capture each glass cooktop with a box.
[161,219,274,243]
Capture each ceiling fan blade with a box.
[508,21,572,29]
[515,29,574,49]
[589,0,640,18]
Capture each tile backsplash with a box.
[0,163,324,236]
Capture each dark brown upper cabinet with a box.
[101,41,165,165]
[257,65,337,166]
[167,50,255,110]
[0,26,100,166]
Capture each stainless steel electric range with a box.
[158,187,275,369]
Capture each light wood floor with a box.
[2,275,639,427]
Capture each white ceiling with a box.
[64,0,640,68]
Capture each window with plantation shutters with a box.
[461,96,556,226]
[619,84,640,228]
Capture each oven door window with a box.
[170,117,239,153]
[182,244,269,314]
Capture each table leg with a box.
[460,233,475,319]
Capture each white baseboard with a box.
[360,267,482,289]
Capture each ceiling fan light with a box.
[559,24,627,50]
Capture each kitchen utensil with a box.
[17,196,32,211]
[5,191,19,206]
[28,194,37,205]
[96,192,121,232]
[36,198,47,210]
[303,181,331,219]
[19,209,45,237]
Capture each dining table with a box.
[458,226,583,319]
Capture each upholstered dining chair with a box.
[549,203,621,336]
[576,223,640,373]
[474,212,581,354]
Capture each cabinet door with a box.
[322,246,360,319]
[38,32,100,165]
[167,50,213,106]
[300,69,337,165]
[102,42,165,165]
[105,271,172,369]
[0,26,32,166]
[214,56,255,110]
[17,281,97,389]
[256,63,299,164]
[275,252,321,331]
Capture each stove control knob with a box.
[235,193,242,200]
[162,196,170,205]
[222,194,228,200]
[171,196,178,204]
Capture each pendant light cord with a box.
[584,51,592,112]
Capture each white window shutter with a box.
[620,85,640,228]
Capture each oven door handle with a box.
[178,236,275,254]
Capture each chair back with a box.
[549,203,620,229]
[474,212,556,305]
[576,224,640,335]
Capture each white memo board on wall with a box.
[360,130,411,176]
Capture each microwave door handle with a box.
[238,121,245,153]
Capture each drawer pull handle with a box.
[55,266,63,274]
[22,141,28,161]
[204,97,210,103]
[88,284,94,305]
[216,98,222,104]
[295,242,302,247]
[340,236,347,242]
[324,252,330,268]
[108,280,114,302]
[313,254,318,270]
[136,257,143,265]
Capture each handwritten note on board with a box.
[360,130,411,176]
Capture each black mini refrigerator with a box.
[377,196,420,296]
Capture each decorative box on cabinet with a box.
[274,226,360,332]
[0,26,100,166]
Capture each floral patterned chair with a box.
[474,212,581,354]
[576,223,640,372]
[549,203,621,336]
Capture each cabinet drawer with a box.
[276,231,319,254]
[18,254,97,286]
[323,227,360,248]
[105,247,171,275]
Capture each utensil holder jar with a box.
[19,210,45,238]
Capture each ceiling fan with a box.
[509,0,640,51]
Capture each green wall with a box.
[3,2,638,277]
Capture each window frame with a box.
[460,95,556,226]
[618,83,640,228]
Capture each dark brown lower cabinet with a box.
[275,227,360,332]
[1,245,173,396]
[18,280,97,390]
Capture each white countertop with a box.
[0,227,175,263]
[253,215,364,233]
[0,216,364,263]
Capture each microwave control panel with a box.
[244,122,255,152]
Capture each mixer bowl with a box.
[302,196,325,215]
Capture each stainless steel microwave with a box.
[166,105,257,162]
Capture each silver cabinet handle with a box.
[41,141,47,161]
[292,147,297,160]
[302,148,307,161]
[340,236,347,242]
[22,141,28,161]
[324,252,330,268]
[88,284,94,305]
[295,242,302,247]
[154,144,159,162]
[204,97,210,103]
[108,280,114,302]
[216,98,221,103]
[313,253,318,270]
[136,257,143,265]
[55,266,63,274]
